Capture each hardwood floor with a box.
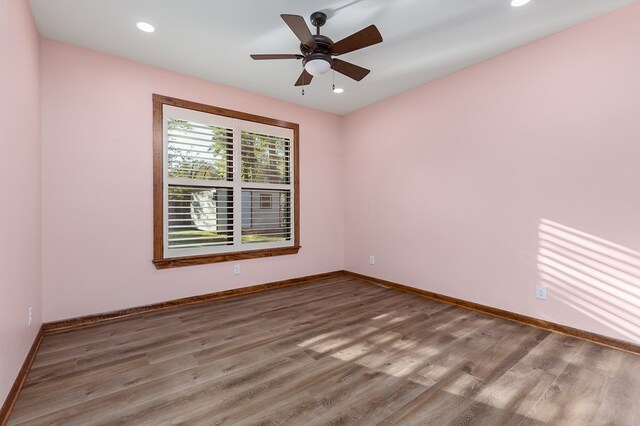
[9,275,640,425]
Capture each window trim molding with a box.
[152,94,300,269]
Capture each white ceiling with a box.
[29,0,638,115]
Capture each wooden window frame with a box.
[152,94,300,269]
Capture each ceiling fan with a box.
[250,12,383,87]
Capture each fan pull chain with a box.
[301,62,306,95]
[332,69,335,93]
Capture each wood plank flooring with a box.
[9,276,640,425]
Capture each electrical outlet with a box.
[369,255,375,265]
[28,307,33,326]
[233,264,240,275]
[535,285,547,300]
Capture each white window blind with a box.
[162,105,295,258]
[167,119,233,181]
[241,131,291,185]
[240,130,292,246]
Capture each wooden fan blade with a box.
[294,69,313,86]
[331,25,383,55]
[331,59,370,81]
[281,14,317,49]
[250,54,304,60]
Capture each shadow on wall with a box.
[538,219,640,343]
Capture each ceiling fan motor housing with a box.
[301,34,334,68]
[300,34,333,55]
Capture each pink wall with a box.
[40,40,344,321]
[343,3,640,344]
[0,0,42,402]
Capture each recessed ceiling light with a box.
[136,21,155,33]
[333,87,344,94]
[510,0,531,7]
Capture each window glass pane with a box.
[241,189,291,244]
[168,119,233,181]
[168,185,233,249]
[241,131,290,184]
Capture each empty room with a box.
[2,0,640,424]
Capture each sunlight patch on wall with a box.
[538,219,640,342]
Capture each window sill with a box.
[153,246,301,269]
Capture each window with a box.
[153,95,300,268]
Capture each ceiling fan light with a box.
[304,58,331,76]
[510,0,531,7]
